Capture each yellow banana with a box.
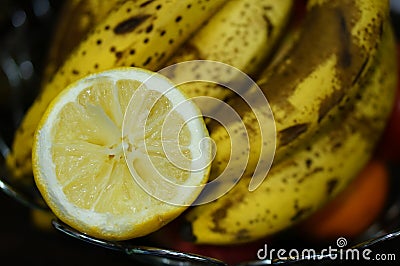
[183,19,398,245]
[42,0,125,84]
[6,0,228,182]
[207,0,390,182]
[166,0,293,103]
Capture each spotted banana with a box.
[207,0,390,183]
[183,19,398,244]
[166,0,293,105]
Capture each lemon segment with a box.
[33,67,211,240]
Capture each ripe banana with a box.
[6,0,229,181]
[207,0,390,183]
[166,0,293,104]
[42,0,124,84]
[183,19,398,245]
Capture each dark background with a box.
[0,1,400,265]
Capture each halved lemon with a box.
[32,67,211,240]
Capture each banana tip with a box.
[180,220,197,242]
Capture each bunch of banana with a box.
[183,17,398,244]
[207,0,390,185]
[42,0,125,84]
[6,0,294,184]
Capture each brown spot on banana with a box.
[113,15,152,34]
[351,57,370,86]
[262,14,274,38]
[318,88,346,123]
[326,178,339,196]
[210,192,245,234]
[278,123,309,147]
[290,206,312,222]
[139,0,155,8]
[235,229,251,242]
[210,200,233,234]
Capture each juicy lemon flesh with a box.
[34,69,209,240]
